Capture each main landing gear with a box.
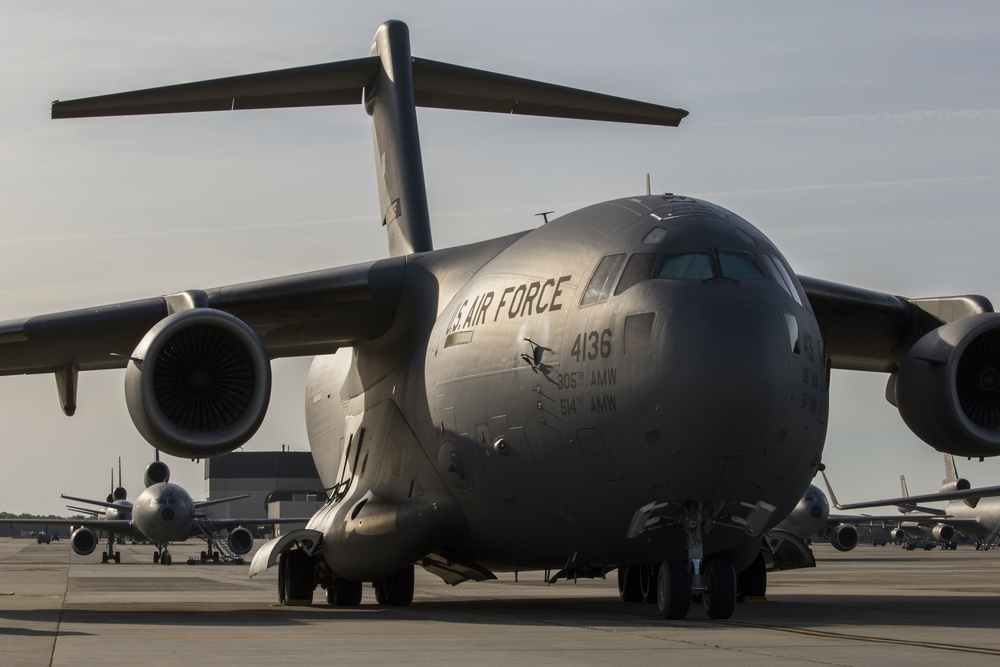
[278,550,416,608]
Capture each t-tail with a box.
[50,20,687,258]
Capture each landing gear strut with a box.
[655,502,736,620]
[153,545,172,565]
[101,534,121,564]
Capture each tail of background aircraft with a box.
[50,20,687,259]
[900,474,909,497]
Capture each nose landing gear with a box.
[656,503,737,620]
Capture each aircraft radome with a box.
[1,20,998,620]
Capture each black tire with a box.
[374,580,388,605]
[640,563,660,603]
[163,553,172,565]
[114,552,121,564]
[736,552,767,601]
[703,558,736,620]
[328,577,363,606]
[277,552,287,604]
[153,552,160,564]
[617,566,642,602]
[282,550,315,604]
[379,565,414,606]
[101,552,108,563]
[656,560,691,620]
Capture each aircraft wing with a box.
[5,518,131,532]
[0,257,405,396]
[829,513,948,525]
[799,276,993,373]
[833,484,1000,510]
[193,494,251,510]
[59,494,132,513]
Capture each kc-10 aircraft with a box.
[7,460,297,564]
[1,20,999,620]
[830,455,1000,550]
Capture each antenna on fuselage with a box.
[535,211,554,224]
[646,173,651,196]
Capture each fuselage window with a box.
[719,251,766,281]
[658,252,713,281]
[614,253,657,296]
[581,253,626,306]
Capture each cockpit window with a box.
[658,252,713,281]
[642,227,668,245]
[581,254,626,306]
[719,251,766,280]
[614,253,657,296]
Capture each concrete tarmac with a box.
[1,537,999,666]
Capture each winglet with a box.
[820,470,844,510]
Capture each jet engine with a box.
[890,527,908,541]
[70,527,97,556]
[144,461,170,488]
[931,524,955,543]
[227,526,254,555]
[124,309,271,459]
[829,523,859,552]
[894,313,1000,458]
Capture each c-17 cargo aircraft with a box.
[1,20,999,620]
[7,460,298,564]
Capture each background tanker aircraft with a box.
[831,456,1000,550]
[1,20,999,620]
[7,460,291,564]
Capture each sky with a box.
[1,1,999,515]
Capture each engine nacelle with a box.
[228,526,254,555]
[931,524,955,543]
[895,313,1000,458]
[125,309,271,459]
[829,523,859,552]
[70,527,97,556]
[940,478,971,493]
[144,461,170,488]
[112,486,127,501]
[890,527,908,541]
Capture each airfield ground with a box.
[1,537,998,666]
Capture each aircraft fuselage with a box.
[305,195,829,580]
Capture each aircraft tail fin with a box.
[900,474,909,497]
[944,454,959,485]
[51,20,687,258]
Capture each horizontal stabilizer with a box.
[52,57,687,127]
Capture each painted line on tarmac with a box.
[712,620,1000,656]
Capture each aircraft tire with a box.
[656,560,691,620]
[153,551,160,564]
[378,565,414,606]
[327,578,363,606]
[640,563,660,603]
[101,552,108,563]
[277,553,286,604]
[702,558,736,620]
[736,552,767,601]
[283,550,315,605]
[114,552,121,564]
[617,566,642,602]
[163,553,172,565]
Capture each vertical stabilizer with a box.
[943,454,959,485]
[900,474,909,497]
[366,21,433,257]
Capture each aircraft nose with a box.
[659,299,790,457]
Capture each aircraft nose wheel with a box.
[702,558,736,619]
[656,560,691,620]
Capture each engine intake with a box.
[829,523,858,552]
[228,526,254,555]
[71,527,97,556]
[125,309,271,459]
[931,524,955,543]
[895,313,1000,458]
[144,461,171,488]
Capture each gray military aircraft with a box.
[8,460,284,564]
[1,20,999,620]
[831,456,1000,550]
